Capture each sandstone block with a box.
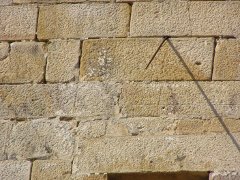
[7,118,75,160]
[73,133,240,174]
[0,82,119,119]
[0,161,31,180]
[209,172,240,180]
[130,1,240,37]
[0,5,37,40]
[0,121,13,160]
[31,160,72,180]
[0,0,12,5]
[0,42,46,84]
[0,43,9,62]
[46,40,80,83]
[74,174,108,180]
[120,82,240,119]
[80,38,213,81]
[14,0,109,3]
[38,4,130,39]
[213,39,240,80]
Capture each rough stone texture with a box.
[73,174,107,180]
[14,0,109,3]
[31,160,72,180]
[80,38,214,81]
[0,161,31,180]
[46,40,80,83]
[77,118,240,139]
[7,118,76,160]
[130,1,240,37]
[209,172,240,180]
[73,133,240,174]
[120,82,240,119]
[0,5,38,40]
[0,43,9,61]
[0,42,46,84]
[213,39,240,80]
[0,82,119,119]
[0,121,13,160]
[0,0,12,5]
[38,4,130,39]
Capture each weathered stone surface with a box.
[46,40,80,83]
[31,160,72,180]
[0,121,13,160]
[130,1,240,37]
[120,82,240,119]
[213,39,240,80]
[38,4,130,39]
[0,82,119,119]
[0,42,9,61]
[73,174,108,180]
[209,172,240,180]
[7,118,75,160]
[0,42,46,84]
[0,0,12,5]
[14,0,109,3]
[80,38,213,81]
[73,133,240,174]
[0,161,31,180]
[0,5,37,40]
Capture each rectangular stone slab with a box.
[73,133,240,174]
[80,38,214,81]
[130,1,240,37]
[0,5,38,40]
[120,81,240,119]
[38,4,130,39]
[0,82,119,119]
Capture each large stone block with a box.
[120,82,240,119]
[0,0,12,5]
[209,172,240,180]
[80,38,213,81]
[14,0,109,3]
[0,5,38,40]
[130,1,240,37]
[0,161,31,180]
[31,160,72,180]
[7,118,76,160]
[0,121,13,160]
[0,42,46,84]
[213,39,240,80]
[73,133,240,174]
[38,4,130,39]
[0,82,119,119]
[46,40,80,83]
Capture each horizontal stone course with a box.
[120,81,240,118]
[0,82,119,119]
[0,5,38,40]
[130,1,240,37]
[38,4,130,39]
[73,133,240,174]
[80,38,214,81]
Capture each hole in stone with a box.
[195,61,202,66]
[108,172,209,180]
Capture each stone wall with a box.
[0,0,240,179]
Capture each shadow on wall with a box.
[146,37,240,152]
[108,172,209,180]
